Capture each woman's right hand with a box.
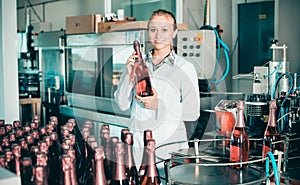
[126,52,137,83]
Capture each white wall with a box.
[277,0,300,74]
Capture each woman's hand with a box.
[126,52,137,83]
[135,88,158,110]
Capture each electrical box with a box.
[177,30,216,80]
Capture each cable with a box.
[263,60,283,79]
[271,72,293,100]
[277,111,292,123]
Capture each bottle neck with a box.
[268,108,277,127]
[63,169,72,185]
[95,159,106,185]
[114,152,127,181]
[146,149,158,177]
[235,109,245,128]
[125,144,135,169]
[15,156,21,176]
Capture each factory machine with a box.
[34,24,300,184]
[246,40,300,137]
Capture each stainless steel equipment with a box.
[61,31,144,136]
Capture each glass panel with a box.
[66,47,99,96]
[111,0,176,21]
[66,45,134,98]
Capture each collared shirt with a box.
[146,49,175,72]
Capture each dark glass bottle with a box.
[262,99,282,158]
[12,143,21,176]
[133,40,153,97]
[141,139,161,185]
[65,148,78,185]
[139,130,153,180]
[100,127,111,181]
[20,157,33,185]
[34,165,48,185]
[229,100,249,169]
[110,142,129,185]
[124,133,140,185]
[94,146,107,185]
[62,154,72,185]
[109,136,120,181]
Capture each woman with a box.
[114,9,200,164]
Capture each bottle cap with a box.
[94,146,105,160]
[114,142,125,155]
[269,99,277,109]
[237,100,245,110]
[144,130,153,142]
[124,132,134,145]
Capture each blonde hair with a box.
[148,9,177,31]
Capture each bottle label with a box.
[230,145,240,162]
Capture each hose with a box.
[265,151,280,185]
[204,25,230,90]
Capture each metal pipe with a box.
[203,0,210,25]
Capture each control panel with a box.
[177,30,216,80]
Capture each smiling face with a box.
[148,15,176,52]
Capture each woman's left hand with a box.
[135,88,158,110]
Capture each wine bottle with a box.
[94,146,107,185]
[110,142,129,185]
[34,165,48,185]
[5,123,13,134]
[0,119,5,127]
[48,133,61,185]
[0,126,6,139]
[139,130,153,180]
[133,40,153,97]
[64,149,78,185]
[62,154,72,185]
[0,155,7,168]
[109,136,120,181]
[141,139,161,185]
[124,132,140,185]
[100,127,111,181]
[13,120,22,131]
[229,100,249,169]
[20,157,33,185]
[4,149,13,170]
[12,144,21,176]
[262,100,282,158]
